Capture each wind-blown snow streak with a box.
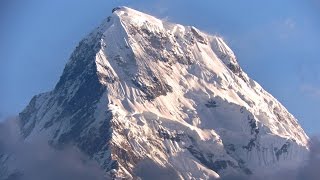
[2,6,309,179]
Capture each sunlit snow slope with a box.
[12,6,309,179]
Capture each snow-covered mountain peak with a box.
[112,6,164,28]
[1,7,310,180]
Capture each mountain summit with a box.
[2,7,309,179]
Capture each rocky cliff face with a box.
[2,7,309,179]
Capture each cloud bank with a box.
[1,117,319,180]
[0,117,107,180]
[222,136,320,180]
[133,158,181,180]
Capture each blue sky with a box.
[0,0,319,134]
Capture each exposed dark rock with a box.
[205,99,218,108]
[106,16,112,22]
[243,115,260,151]
[190,27,207,44]
[186,136,243,174]
[275,141,291,161]
[132,72,172,101]
[158,127,183,142]
[112,7,121,13]
[248,115,259,135]
[243,139,256,151]
[227,63,241,75]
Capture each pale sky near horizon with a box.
[0,0,319,134]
